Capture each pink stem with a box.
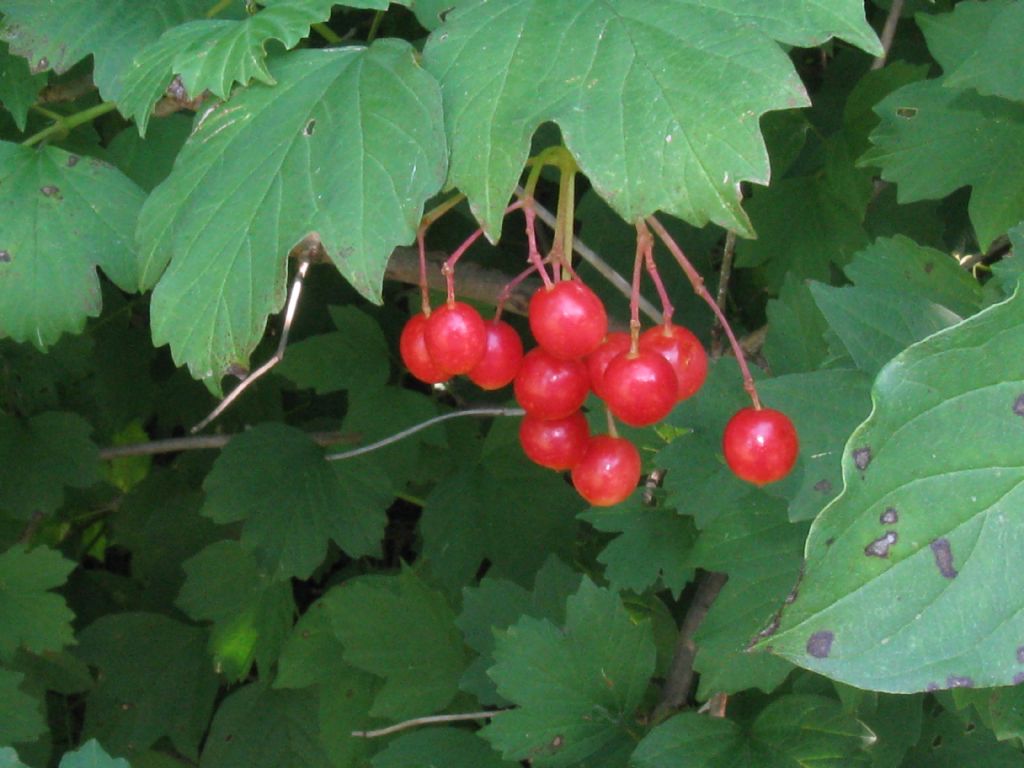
[495,262,540,321]
[646,215,761,409]
[442,200,526,302]
[522,200,553,288]
[629,228,644,354]
[637,221,674,327]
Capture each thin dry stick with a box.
[710,230,737,358]
[650,571,729,723]
[192,258,311,434]
[872,0,905,70]
[353,710,507,739]
[517,187,661,323]
[646,215,761,409]
[326,407,524,461]
[98,431,355,461]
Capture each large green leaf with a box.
[372,729,513,768]
[0,545,76,661]
[325,569,467,720]
[0,747,30,767]
[0,41,46,131]
[630,695,875,767]
[0,412,99,519]
[138,41,447,379]
[58,740,130,768]
[423,0,880,240]
[76,613,218,759]
[759,282,1024,692]
[177,540,295,681]
[942,1,1024,103]
[482,579,655,766]
[0,143,144,348]
[202,423,392,580]
[0,0,209,102]
[0,667,45,745]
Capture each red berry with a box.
[722,407,799,485]
[529,280,608,359]
[602,350,679,427]
[513,348,590,420]
[571,435,641,506]
[585,332,631,400]
[467,320,524,390]
[518,411,590,470]
[400,314,450,384]
[639,323,708,401]
[424,301,487,375]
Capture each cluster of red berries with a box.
[400,279,798,506]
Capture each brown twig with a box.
[352,710,507,738]
[710,231,737,358]
[99,431,357,460]
[650,571,728,723]
[872,0,905,70]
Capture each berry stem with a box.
[629,230,644,354]
[553,150,579,279]
[636,220,674,327]
[442,200,525,301]
[605,407,619,438]
[416,192,467,315]
[495,262,541,321]
[646,215,762,410]
[522,201,554,288]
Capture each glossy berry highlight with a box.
[467,319,524,390]
[571,435,641,507]
[518,411,590,471]
[602,350,678,427]
[424,301,487,375]
[722,407,799,485]
[529,280,608,359]
[513,348,590,420]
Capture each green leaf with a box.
[686,494,806,696]
[761,282,1024,692]
[202,423,391,580]
[58,740,130,768]
[764,276,831,375]
[844,236,984,318]
[952,685,1024,742]
[0,747,30,768]
[809,283,962,376]
[483,579,655,766]
[425,0,880,239]
[76,613,219,759]
[326,569,467,720]
[177,540,294,681]
[0,667,45,745]
[372,729,512,768]
[0,42,46,131]
[0,143,145,347]
[630,695,874,767]
[0,412,99,519]
[902,710,1023,768]
[106,117,192,192]
[579,500,696,598]
[860,78,1024,249]
[199,683,332,768]
[137,41,447,379]
[943,2,1024,103]
[0,545,75,660]
[758,369,874,522]
[0,0,209,102]
[277,305,390,395]
[456,556,581,706]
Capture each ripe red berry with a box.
[722,407,799,485]
[601,350,679,427]
[639,323,708,401]
[513,348,590,420]
[571,435,641,507]
[529,280,608,359]
[424,301,487,375]
[518,411,590,471]
[467,319,524,390]
[585,332,631,400]
[400,314,450,385]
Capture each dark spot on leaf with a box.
[1014,394,1024,418]
[926,682,940,692]
[880,507,898,524]
[946,675,973,688]
[300,630,310,639]
[813,478,832,493]
[40,185,61,199]
[224,734,233,743]
[806,630,834,659]
[930,538,958,579]
[853,447,871,471]
[923,262,934,274]
[1014,672,1024,686]
[1017,646,1024,663]
[0,250,10,263]
[931,734,942,747]
[303,119,316,136]
[825,537,835,547]
[896,106,918,118]
[67,154,79,167]
[865,531,898,558]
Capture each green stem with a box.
[205,0,234,18]
[366,10,385,43]
[30,104,64,121]
[313,21,343,44]
[22,102,117,148]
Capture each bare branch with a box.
[352,710,507,739]
[98,431,355,461]
[711,230,737,358]
[872,0,905,70]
